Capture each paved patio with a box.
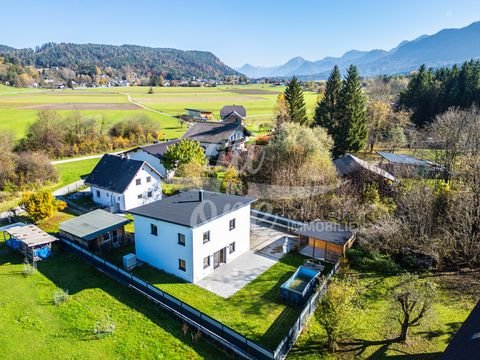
[196,219,297,298]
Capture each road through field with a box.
[126,94,177,118]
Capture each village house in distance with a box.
[85,154,163,212]
[124,104,251,176]
[128,189,256,283]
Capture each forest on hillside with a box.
[0,42,239,86]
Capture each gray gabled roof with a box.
[128,190,256,228]
[59,209,129,241]
[295,220,354,246]
[220,105,246,119]
[85,154,150,193]
[181,122,252,144]
[133,139,181,160]
[334,154,398,182]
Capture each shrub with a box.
[94,315,115,337]
[347,246,401,275]
[20,190,67,223]
[53,289,69,305]
[255,135,271,145]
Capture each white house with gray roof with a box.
[85,154,163,212]
[129,190,256,283]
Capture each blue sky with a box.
[3,0,480,67]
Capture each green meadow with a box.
[0,84,320,139]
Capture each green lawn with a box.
[288,253,478,359]
[53,158,101,190]
[0,84,320,139]
[0,235,225,359]
[132,253,320,349]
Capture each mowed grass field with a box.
[0,237,225,359]
[0,84,320,139]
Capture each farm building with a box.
[182,121,252,158]
[296,221,355,262]
[129,189,256,283]
[0,223,57,261]
[124,140,180,178]
[59,209,130,252]
[377,151,443,178]
[334,153,398,182]
[86,154,163,212]
[184,108,214,121]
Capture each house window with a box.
[96,190,100,197]
[203,231,210,244]
[178,259,186,271]
[229,242,236,254]
[146,176,151,183]
[150,224,158,236]
[147,191,152,198]
[203,256,210,269]
[137,194,142,199]
[229,218,236,231]
[136,178,141,185]
[178,233,185,246]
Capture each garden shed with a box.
[296,221,355,262]
[0,222,57,261]
[59,209,130,252]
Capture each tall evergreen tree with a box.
[336,65,368,155]
[314,65,342,136]
[284,76,308,125]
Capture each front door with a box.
[213,248,226,269]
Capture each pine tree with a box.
[284,76,308,125]
[336,65,368,156]
[314,65,342,135]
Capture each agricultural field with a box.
[0,84,320,139]
[0,235,225,359]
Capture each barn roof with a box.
[334,154,398,182]
[377,152,431,166]
[59,209,129,241]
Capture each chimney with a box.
[199,188,204,202]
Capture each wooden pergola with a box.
[0,222,57,262]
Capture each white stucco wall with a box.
[90,163,162,212]
[91,186,123,210]
[191,205,251,282]
[133,204,251,283]
[127,149,167,178]
[134,215,194,282]
[123,165,162,211]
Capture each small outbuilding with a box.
[377,151,443,178]
[59,209,130,252]
[296,221,355,263]
[0,223,57,262]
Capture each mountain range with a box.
[237,21,480,79]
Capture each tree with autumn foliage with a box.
[20,190,66,223]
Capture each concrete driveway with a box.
[196,219,297,298]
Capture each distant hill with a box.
[0,42,238,80]
[237,21,480,79]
